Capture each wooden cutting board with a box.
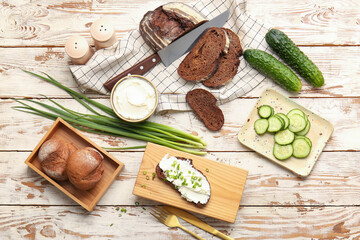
[133,143,248,223]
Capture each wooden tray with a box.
[133,143,248,223]
[25,118,124,211]
[238,89,333,177]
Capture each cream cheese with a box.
[159,154,210,204]
[112,77,156,120]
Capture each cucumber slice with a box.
[292,138,311,158]
[274,129,295,145]
[275,113,289,129]
[273,143,293,160]
[274,115,285,130]
[295,136,312,148]
[267,116,284,133]
[296,120,311,136]
[258,105,274,119]
[288,113,306,133]
[304,137,312,148]
[254,119,269,135]
[287,108,306,119]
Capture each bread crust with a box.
[156,157,210,206]
[202,28,243,88]
[139,3,206,52]
[67,147,104,190]
[186,89,224,131]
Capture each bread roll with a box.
[38,138,77,181]
[67,147,104,190]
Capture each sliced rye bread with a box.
[139,3,207,52]
[186,89,224,131]
[202,28,243,88]
[155,156,210,206]
[177,27,228,82]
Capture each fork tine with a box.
[155,206,171,217]
[153,207,168,219]
[150,212,162,222]
[150,209,166,222]
[150,211,164,222]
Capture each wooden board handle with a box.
[103,53,161,91]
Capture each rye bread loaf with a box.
[177,27,228,82]
[186,89,224,131]
[139,3,207,52]
[155,156,211,206]
[203,28,243,88]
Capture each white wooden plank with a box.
[1,151,359,206]
[0,46,358,98]
[0,97,358,151]
[247,0,360,45]
[0,206,359,239]
[0,0,359,46]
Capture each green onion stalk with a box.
[13,71,207,155]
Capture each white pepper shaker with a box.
[65,35,94,65]
[90,18,117,49]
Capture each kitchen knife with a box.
[103,9,230,91]
[163,206,235,240]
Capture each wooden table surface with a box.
[1,0,360,239]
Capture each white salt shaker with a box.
[65,35,94,65]
[90,18,117,49]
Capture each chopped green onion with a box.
[152,172,156,180]
[143,171,147,175]
[146,175,150,180]
[121,208,127,213]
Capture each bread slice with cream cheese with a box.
[156,155,211,206]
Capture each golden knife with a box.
[163,206,235,240]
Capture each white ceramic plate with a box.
[238,89,333,177]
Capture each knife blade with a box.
[158,9,230,67]
[163,206,235,240]
[103,10,230,91]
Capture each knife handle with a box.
[103,53,161,91]
[215,230,235,240]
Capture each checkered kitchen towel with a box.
[70,0,270,112]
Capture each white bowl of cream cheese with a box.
[110,75,158,122]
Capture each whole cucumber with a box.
[244,49,302,92]
[265,29,324,87]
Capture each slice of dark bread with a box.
[177,27,228,82]
[186,89,224,131]
[203,28,243,88]
[155,156,211,206]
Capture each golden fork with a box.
[150,207,205,240]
